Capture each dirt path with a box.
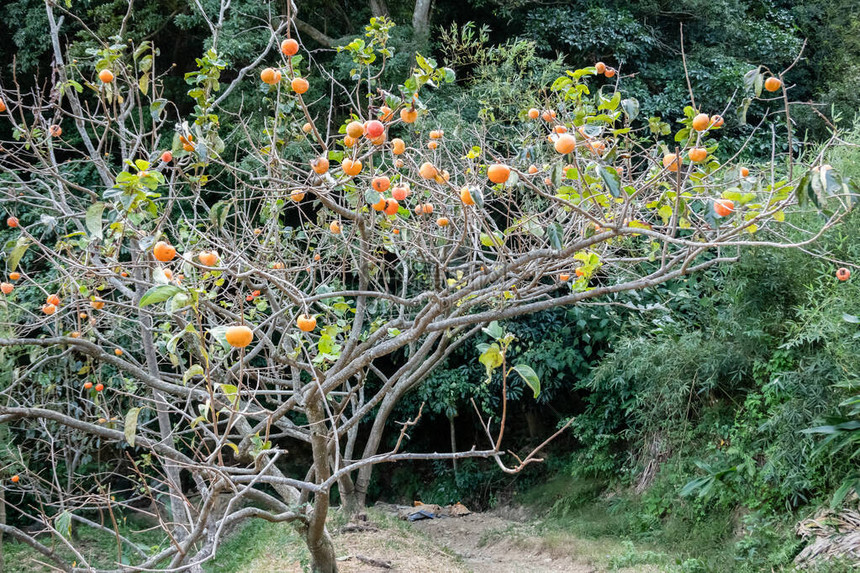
[408,511,595,573]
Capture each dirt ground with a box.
[329,506,598,573]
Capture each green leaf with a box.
[547,223,563,250]
[479,343,504,383]
[183,364,205,384]
[55,511,73,540]
[598,165,622,198]
[124,407,141,447]
[7,237,30,272]
[482,321,505,341]
[621,98,639,121]
[512,364,541,398]
[210,200,231,228]
[86,202,105,240]
[219,384,240,407]
[139,285,183,307]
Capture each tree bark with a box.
[449,414,458,474]
[305,389,338,572]
[369,0,390,17]
[412,0,433,48]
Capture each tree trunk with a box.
[305,389,337,572]
[0,485,5,573]
[304,526,338,573]
[412,0,433,48]
[353,393,397,509]
[369,0,390,17]
[449,414,458,474]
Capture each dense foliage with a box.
[0,1,859,572]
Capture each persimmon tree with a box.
[0,2,855,572]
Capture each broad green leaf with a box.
[482,321,505,340]
[547,223,563,250]
[55,511,73,540]
[621,98,640,121]
[598,165,622,198]
[210,200,232,228]
[479,342,504,383]
[139,284,183,307]
[7,237,30,271]
[124,407,141,447]
[512,364,541,398]
[183,364,205,384]
[86,202,105,240]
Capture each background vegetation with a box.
[1,0,859,571]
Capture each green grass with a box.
[1,517,169,572]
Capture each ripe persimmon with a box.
[42,303,57,315]
[11,475,19,483]
[528,165,538,174]
[372,176,391,193]
[372,197,387,211]
[764,77,782,92]
[460,187,476,206]
[302,122,313,133]
[7,216,18,228]
[9,272,20,281]
[297,314,317,332]
[0,99,6,113]
[400,108,418,123]
[291,77,309,94]
[384,199,399,216]
[365,120,384,138]
[49,125,62,137]
[487,164,511,184]
[689,147,707,163]
[663,154,682,172]
[225,325,254,348]
[740,166,750,177]
[436,217,449,227]
[379,106,393,121]
[710,115,724,128]
[837,267,851,281]
[91,299,105,310]
[260,68,280,85]
[291,190,306,202]
[281,38,299,56]
[391,138,406,155]
[95,383,104,392]
[595,62,606,74]
[84,382,93,389]
[559,274,570,282]
[46,294,60,306]
[70,331,80,338]
[604,68,616,78]
[341,158,362,176]
[311,156,330,174]
[554,133,576,154]
[98,69,115,83]
[199,251,219,266]
[153,241,176,262]
[114,348,123,356]
[528,108,539,119]
[692,113,710,131]
[419,162,437,180]
[428,141,438,150]
[714,199,734,217]
[392,185,410,201]
[329,221,342,234]
[346,121,365,138]
[1,283,12,295]
[161,151,173,163]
